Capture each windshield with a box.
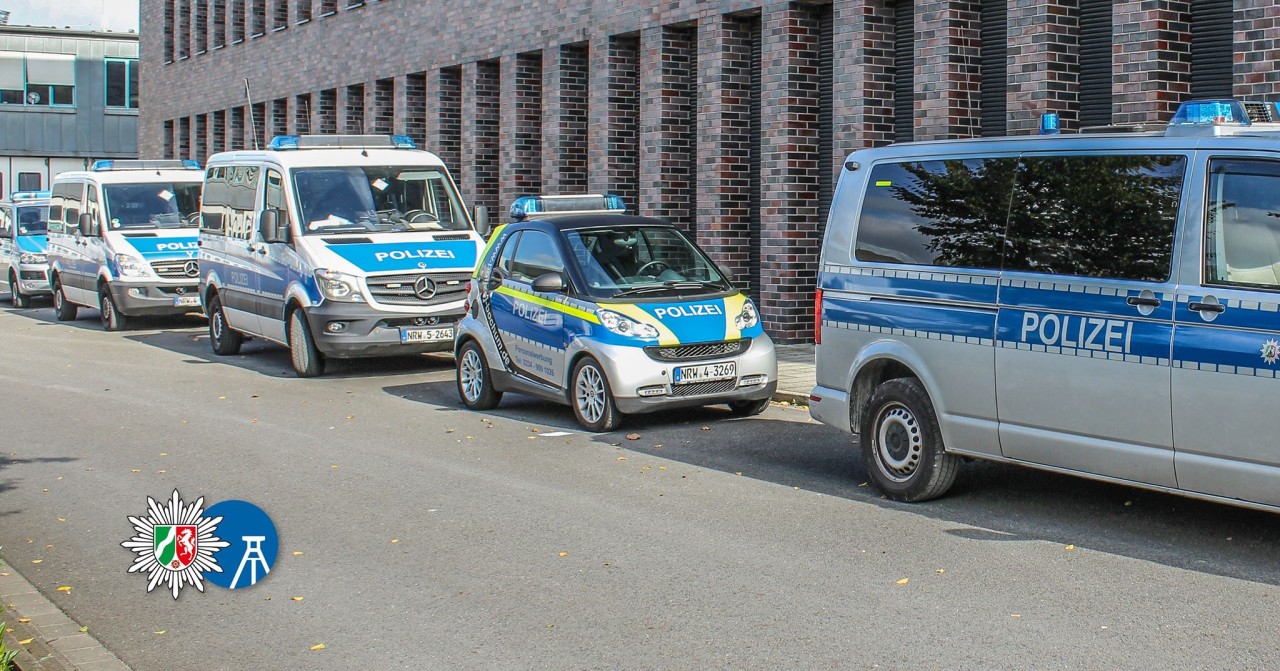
[564,226,731,299]
[293,166,470,235]
[103,183,203,229]
[15,205,48,235]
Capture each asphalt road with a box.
[1,301,1279,670]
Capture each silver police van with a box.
[811,98,1280,512]
[0,190,52,307]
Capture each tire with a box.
[99,283,128,331]
[859,377,959,502]
[456,340,502,410]
[570,356,623,432]
[9,271,29,308]
[52,277,77,321]
[728,397,771,417]
[287,308,325,377]
[207,294,243,356]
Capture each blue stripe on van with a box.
[1174,324,1279,373]
[999,279,1174,321]
[823,294,997,341]
[819,268,999,306]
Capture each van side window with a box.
[854,158,1017,268]
[54,182,82,233]
[1205,159,1280,290]
[85,185,101,235]
[225,166,260,241]
[263,169,287,215]
[0,206,11,237]
[201,167,226,235]
[1006,155,1185,282]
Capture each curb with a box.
[771,389,810,407]
[0,560,130,671]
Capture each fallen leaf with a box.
[935,568,945,574]
[1064,544,1076,551]
[131,469,141,473]
[291,596,303,602]
[57,518,66,522]
[558,552,569,557]
[310,643,326,651]
[330,464,338,470]
[625,433,640,440]
[79,625,88,632]
[446,428,455,433]
[30,559,42,564]
[1010,614,1022,619]
[56,585,71,592]
[41,488,47,493]
[700,426,710,431]
[896,578,909,585]
[390,539,399,544]
[16,618,29,623]
[653,444,663,449]
[159,452,168,457]
[292,551,303,556]
[18,637,32,645]
[0,572,8,576]
[531,427,541,433]
[658,466,666,470]
[616,457,627,461]
[218,396,226,400]
[153,630,166,635]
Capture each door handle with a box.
[1126,296,1161,308]
[1189,301,1226,314]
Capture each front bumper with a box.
[304,301,463,358]
[109,281,202,316]
[595,335,778,415]
[16,265,50,296]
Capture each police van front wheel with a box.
[288,309,326,378]
[207,294,243,356]
[571,356,623,433]
[860,378,959,503]
[52,278,76,321]
[457,340,502,410]
[99,285,128,332]
[9,271,29,308]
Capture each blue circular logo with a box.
[203,500,278,590]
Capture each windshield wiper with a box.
[610,280,727,298]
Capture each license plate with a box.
[673,361,737,385]
[174,296,201,307]
[400,326,454,343]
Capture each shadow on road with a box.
[0,456,80,513]
[389,377,1280,587]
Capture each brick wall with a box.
[591,34,640,209]
[1234,4,1279,98]
[916,1,982,140]
[461,61,500,214]
[542,43,589,193]
[1113,1,1190,125]
[499,52,543,208]
[638,25,696,233]
[1007,0,1077,134]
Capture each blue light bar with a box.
[509,194,628,220]
[92,160,200,171]
[269,134,417,150]
[11,190,51,201]
[1169,99,1248,127]
[391,135,417,149]
[269,135,300,150]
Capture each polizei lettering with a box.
[373,248,456,263]
[1019,311,1134,355]
[156,241,199,252]
[653,304,724,319]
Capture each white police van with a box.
[47,161,205,330]
[455,195,776,431]
[198,134,488,377]
[811,98,1280,513]
[0,190,52,307]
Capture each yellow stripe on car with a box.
[474,224,507,278]
[723,293,748,341]
[495,285,601,324]
[607,303,681,346]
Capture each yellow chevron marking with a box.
[723,293,748,341]
[495,285,600,324]
[606,303,680,346]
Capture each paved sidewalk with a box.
[0,559,130,671]
[773,343,815,405]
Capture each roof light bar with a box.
[1165,98,1280,137]
[92,159,202,171]
[509,194,627,220]
[267,134,418,151]
[10,190,51,201]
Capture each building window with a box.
[105,58,139,109]
[0,52,75,107]
[17,172,41,191]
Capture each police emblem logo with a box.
[122,490,229,599]
[1263,339,1280,366]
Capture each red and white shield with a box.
[154,524,199,570]
[174,525,197,569]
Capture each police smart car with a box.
[0,190,52,307]
[455,194,777,431]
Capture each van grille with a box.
[645,340,748,362]
[151,259,199,279]
[365,271,470,306]
[668,379,738,398]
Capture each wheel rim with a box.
[873,402,923,483]
[459,348,484,402]
[211,308,224,342]
[575,364,606,424]
[100,292,112,326]
[53,287,62,309]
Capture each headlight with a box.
[597,309,659,339]
[315,269,364,303]
[18,252,46,265]
[114,253,149,278]
[735,301,759,329]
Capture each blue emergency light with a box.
[92,159,201,171]
[509,194,627,221]
[10,190,51,201]
[268,134,418,151]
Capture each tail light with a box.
[814,288,823,345]
[463,281,472,313]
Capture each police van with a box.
[198,134,488,377]
[0,190,52,307]
[455,194,776,431]
[811,98,1280,513]
[47,161,205,330]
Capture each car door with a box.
[487,230,572,386]
[1172,155,1280,507]
[202,166,262,335]
[253,167,291,344]
[0,205,13,286]
[994,152,1186,487]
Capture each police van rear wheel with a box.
[9,271,29,308]
[457,340,502,410]
[860,377,958,502]
[207,294,243,356]
[571,356,622,433]
[52,278,76,321]
[288,308,326,377]
[99,285,128,332]
[728,398,770,417]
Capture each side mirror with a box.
[78,212,94,237]
[259,208,288,244]
[532,272,566,294]
[485,267,504,291]
[474,205,490,237]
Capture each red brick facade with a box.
[144,0,1260,342]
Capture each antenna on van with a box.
[244,78,260,150]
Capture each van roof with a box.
[52,169,205,185]
[842,131,1280,164]
[204,146,449,170]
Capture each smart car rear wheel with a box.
[457,340,502,410]
[208,294,243,356]
[860,377,958,502]
[9,271,29,308]
[288,308,326,377]
[728,398,770,417]
[571,356,622,432]
[99,284,128,331]
[52,277,76,321]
